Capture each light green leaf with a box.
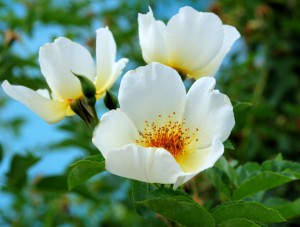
[67,155,105,190]
[233,171,297,200]
[224,140,235,150]
[212,201,285,224]
[219,218,261,227]
[137,188,215,227]
[232,100,252,113]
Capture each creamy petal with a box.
[191,25,240,78]
[119,63,186,131]
[105,144,184,184]
[174,137,224,189]
[184,77,235,148]
[96,58,129,97]
[39,37,95,99]
[2,81,68,123]
[92,109,139,158]
[166,6,224,72]
[179,137,224,173]
[94,27,115,91]
[138,9,168,64]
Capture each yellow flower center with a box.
[136,113,199,161]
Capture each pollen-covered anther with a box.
[137,113,199,160]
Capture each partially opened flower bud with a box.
[138,6,240,79]
[2,27,128,124]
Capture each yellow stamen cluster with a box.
[136,112,199,161]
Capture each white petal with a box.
[119,63,186,131]
[2,81,68,123]
[94,27,117,93]
[105,144,184,184]
[173,137,224,189]
[92,109,139,158]
[39,37,95,99]
[166,6,224,72]
[184,77,235,148]
[96,58,129,98]
[192,25,240,78]
[138,9,168,64]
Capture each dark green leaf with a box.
[212,201,285,224]
[233,171,297,200]
[35,175,68,191]
[219,218,261,227]
[6,153,39,189]
[262,160,300,177]
[68,155,105,190]
[204,168,231,198]
[137,188,215,227]
[269,197,300,219]
[132,181,153,217]
[35,175,97,200]
[215,156,239,187]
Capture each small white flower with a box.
[138,6,240,79]
[92,63,235,189]
[1,27,128,123]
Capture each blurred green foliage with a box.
[0,0,299,226]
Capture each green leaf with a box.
[35,175,68,191]
[215,156,239,187]
[6,153,39,189]
[269,197,300,219]
[233,171,297,200]
[262,160,300,177]
[132,181,153,217]
[219,218,261,227]
[104,90,119,110]
[224,140,235,150]
[212,201,285,224]
[204,168,231,198]
[67,155,105,190]
[137,188,215,227]
[36,175,97,200]
[232,100,252,113]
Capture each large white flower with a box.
[1,27,128,123]
[92,63,234,189]
[138,6,240,79]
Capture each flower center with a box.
[136,113,199,161]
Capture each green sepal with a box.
[70,96,98,129]
[104,90,119,110]
[72,72,96,98]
